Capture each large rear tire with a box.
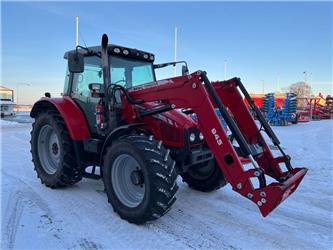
[181,160,227,192]
[103,135,178,224]
[30,110,83,188]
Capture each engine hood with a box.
[153,108,197,129]
[142,102,197,129]
[134,102,203,148]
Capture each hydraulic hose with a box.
[108,84,144,105]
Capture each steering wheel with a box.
[113,79,126,85]
[106,79,126,95]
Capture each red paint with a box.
[31,96,90,140]
[126,72,307,217]
[244,94,287,109]
[122,99,198,148]
[274,97,285,108]
[31,71,307,217]
[244,95,264,108]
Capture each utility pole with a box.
[224,60,227,80]
[76,16,79,47]
[304,71,314,95]
[304,70,313,120]
[309,72,313,96]
[174,27,178,77]
[262,80,265,93]
[303,71,308,84]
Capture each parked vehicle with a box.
[30,34,307,224]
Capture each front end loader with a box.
[30,34,307,224]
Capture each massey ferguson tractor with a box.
[30,34,307,224]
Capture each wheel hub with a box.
[130,170,144,186]
[37,124,61,175]
[111,154,146,208]
[51,143,59,155]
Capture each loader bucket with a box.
[255,167,308,217]
[207,77,309,217]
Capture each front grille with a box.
[161,124,181,143]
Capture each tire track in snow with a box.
[2,121,332,249]
[69,238,103,250]
[2,187,55,249]
[160,186,307,250]
[2,190,24,249]
[147,205,237,249]
[1,171,60,248]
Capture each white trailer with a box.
[0,86,15,117]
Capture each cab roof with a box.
[64,44,155,62]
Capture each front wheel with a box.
[181,160,227,192]
[103,135,178,224]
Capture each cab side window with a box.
[63,68,70,95]
[72,56,103,99]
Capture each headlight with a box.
[149,55,154,60]
[143,54,148,59]
[123,49,129,55]
[199,132,204,140]
[189,133,196,142]
[113,48,121,53]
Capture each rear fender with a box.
[30,96,91,140]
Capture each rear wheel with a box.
[181,160,227,192]
[103,135,178,224]
[30,111,82,188]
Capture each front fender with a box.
[30,96,91,140]
[100,124,144,165]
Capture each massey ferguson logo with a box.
[211,128,223,146]
[282,184,296,201]
[128,79,174,92]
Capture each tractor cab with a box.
[65,44,156,87]
[64,45,157,133]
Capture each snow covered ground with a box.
[1,119,332,249]
[1,112,33,124]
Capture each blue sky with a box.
[2,1,332,104]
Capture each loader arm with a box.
[211,78,290,179]
[125,71,307,217]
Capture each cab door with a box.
[71,56,103,134]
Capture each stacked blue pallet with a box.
[262,93,275,120]
[283,93,298,124]
[262,92,298,126]
[262,93,285,126]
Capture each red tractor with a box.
[30,34,307,224]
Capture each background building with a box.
[0,85,15,117]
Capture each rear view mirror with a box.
[68,51,84,73]
[182,65,189,76]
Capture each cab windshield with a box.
[110,56,155,87]
[70,55,155,98]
